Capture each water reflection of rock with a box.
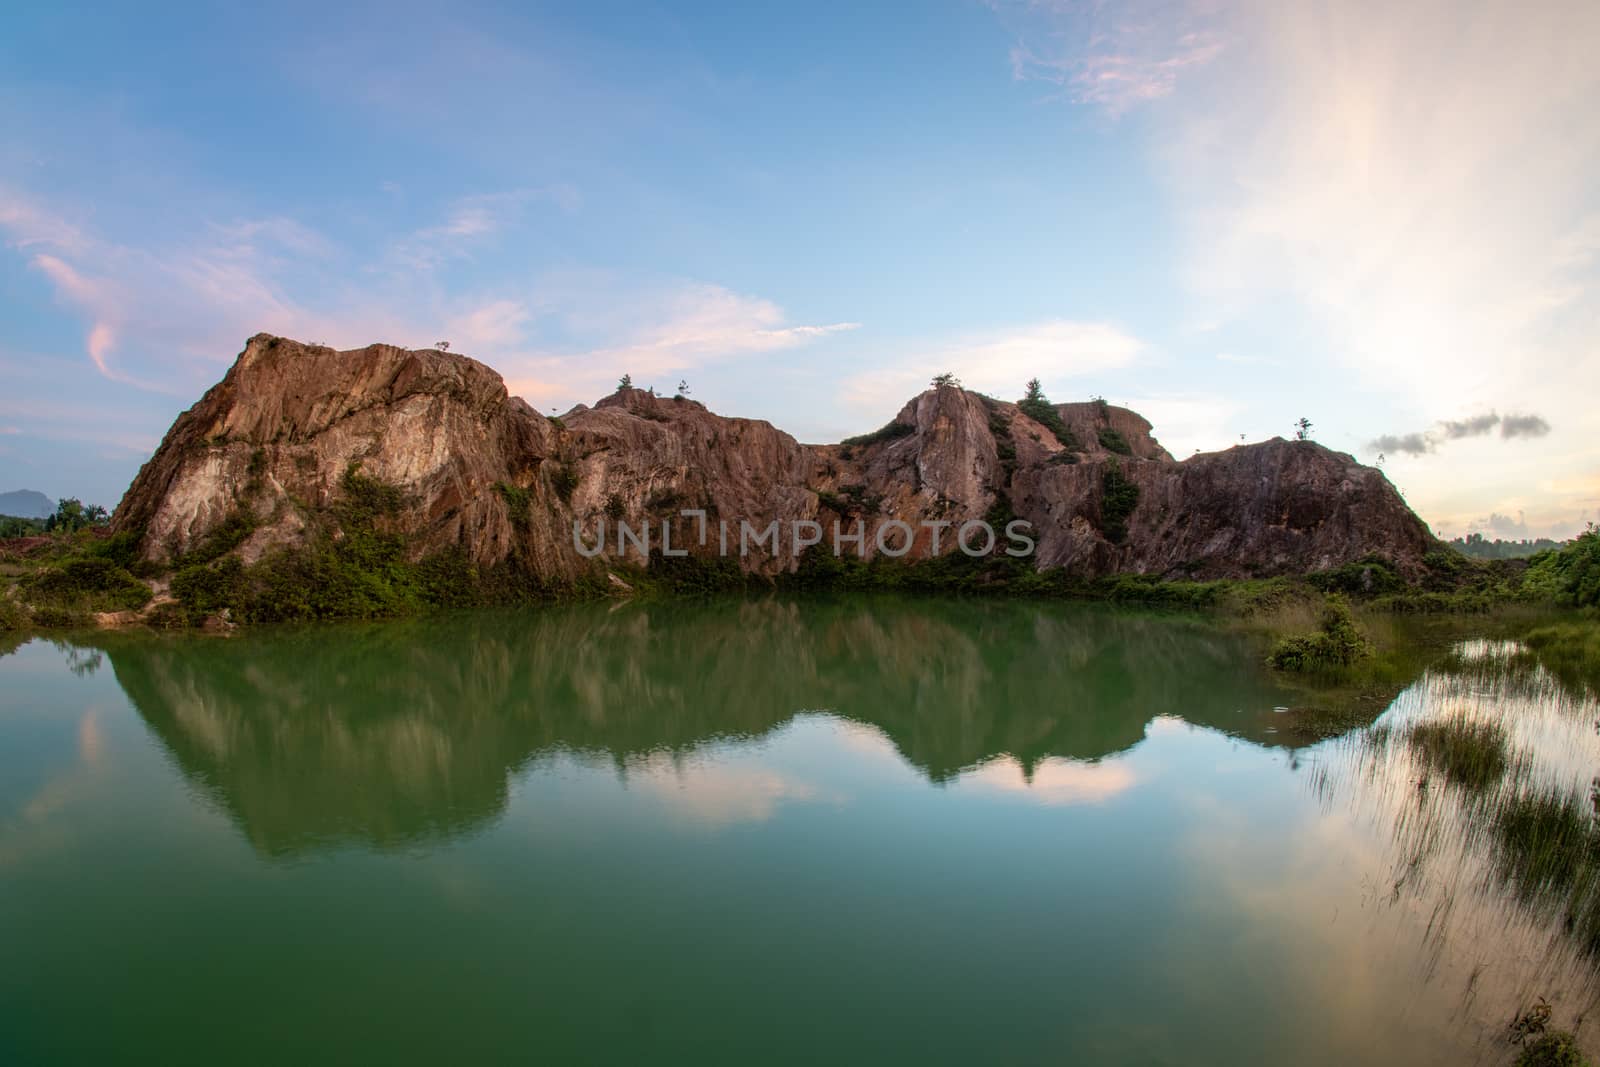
[94,598,1326,856]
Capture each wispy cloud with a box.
[502,281,859,407]
[447,299,534,349]
[990,0,1227,115]
[4,185,848,417]
[387,187,579,271]
[839,320,1143,419]
[4,188,327,389]
[987,0,1600,536]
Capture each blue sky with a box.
[2,0,1597,538]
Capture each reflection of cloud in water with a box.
[2,709,103,869]
[958,754,1138,806]
[827,715,921,770]
[626,752,836,828]
[77,710,103,767]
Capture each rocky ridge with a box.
[113,335,1438,584]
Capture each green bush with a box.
[1516,1031,1591,1067]
[989,410,1018,469]
[550,463,580,504]
[1097,426,1133,455]
[29,605,89,629]
[1100,461,1140,543]
[235,546,418,623]
[495,482,533,530]
[1308,555,1407,597]
[170,556,247,625]
[840,420,914,448]
[175,509,257,568]
[167,470,500,625]
[1524,528,1600,607]
[0,516,45,538]
[780,541,1037,595]
[413,548,485,608]
[1370,590,1493,614]
[24,557,152,613]
[1517,622,1600,695]
[1268,596,1372,671]
[336,463,405,526]
[815,490,847,514]
[646,488,683,512]
[1017,382,1082,450]
[647,551,745,594]
[0,595,27,632]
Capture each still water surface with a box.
[2,597,1596,1064]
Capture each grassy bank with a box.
[5,481,1600,652]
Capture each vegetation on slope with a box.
[6,476,1600,645]
[840,419,915,448]
[1097,426,1133,456]
[161,465,493,626]
[1099,460,1140,544]
[1017,379,1082,450]
[0,499,151,629]
[1523,525,1600,608]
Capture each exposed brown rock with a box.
[113,335,1438,584]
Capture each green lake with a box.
[2,596,1597,1065]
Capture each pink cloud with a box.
[993,0,1227,115]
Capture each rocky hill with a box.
[113,335,1437,585]
[0,489,54,520]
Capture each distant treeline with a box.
[0,498,110,539]
[1448,533,1566,560]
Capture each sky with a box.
[1,0,1596,539]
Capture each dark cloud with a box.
[1440,413,1501,439]
[1478,511,1529,537]
[1500,413,1551,439]
[1367,410,1551,457]
[1369,432,1433,456]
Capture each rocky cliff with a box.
[113,334,1437,584]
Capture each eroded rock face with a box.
[113,335,1438,582]
[1011,439,1437,577]
[116,335,563,571]
[563,387,819,566]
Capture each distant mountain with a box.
[0,489,53,520]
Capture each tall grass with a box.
[1268,595,1372,671]
[1517,621,1600,696]
[1406,714,1513,791]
